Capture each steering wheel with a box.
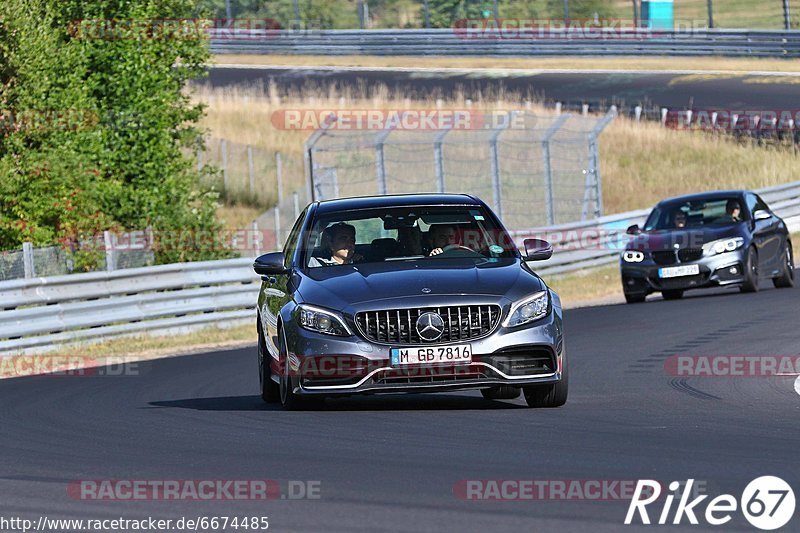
[436,244,481,257]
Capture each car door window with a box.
[283,208,307,268]
[745,194,759,218]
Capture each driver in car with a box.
[308,223,363,267]
[673,211,688,229]
[428,224,460,256]
[723,200,742,223]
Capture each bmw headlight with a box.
[622,250,645,263]
[297,305,352,336]
[702,237,744,256]
[503,291,550,328]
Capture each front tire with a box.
[258,320,279,403]
[523,353,568,408]
[662,289,684,300]
[481,386,521,401]
[773,241,794,289]
[740,246,760,293]
[278,328,322,411]
[624,292,647,304]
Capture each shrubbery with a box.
[0,0,232,266]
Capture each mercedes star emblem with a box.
[416,312,445,342]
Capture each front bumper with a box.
[620,249,747,294]
[283,310,564,396]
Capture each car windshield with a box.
[304,205,517,268]
[643,198,747,231]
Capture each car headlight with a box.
[503,291,550,328]
[622,250,645,263]
[297,305,352,336]
[702,237,744,256]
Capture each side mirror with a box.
[626,224,641,235]
[253,252,288,276]
[523,239,553,261]
[753,210,771,221]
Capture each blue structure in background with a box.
[641,0,674,30]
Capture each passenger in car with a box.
[308,223,363,267]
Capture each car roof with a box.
[313,193,482,215]
[656,190,750,206]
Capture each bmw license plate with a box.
[390,344,472,366]
[658,264,700,278]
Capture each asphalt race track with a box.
[203,66,800,111]
[1,283,798,532]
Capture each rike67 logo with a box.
[625,477,795,530]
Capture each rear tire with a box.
[481,386,521,401]
[523,353,568,408]
[258,320,280,403]
[624,292,647,304]
[661,289,684,300]
[773,241,795,289]
[740,246,760,293]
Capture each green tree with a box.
[0,0,231,264]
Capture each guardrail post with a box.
[274,208,281,249]
[304,116,334,202]
[582,107,617,220]
[433,126,452,193]
[253,221,261,257]
[293,191,300,220]
[104,231,116,272]
[706,0,714,29]
[247,145,255,198]
[489,111,515,220]
[221,139,229,194]
[276,152,284,204]
[784,0,792,30]
[542,114,571,226]
[22,242,35,279]
[375,123,394,195]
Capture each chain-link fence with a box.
[0,237,156,282]
[197,137,303,208]
[265,109,615,238]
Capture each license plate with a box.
[390,344,472,366]
[659,264,700,278]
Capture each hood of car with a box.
[297,258,545,308]
[626,224,747,252]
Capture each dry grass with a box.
[546,265,623,307]
[215,205,262,230]
[600,117,800,213]
[213,54,800,73]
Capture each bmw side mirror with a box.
[253,252,288,276]
[626,224,641,235]
[753,210,771,221]
[523,239,553,261]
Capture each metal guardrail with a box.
[0,258,260,354]
[1,181,798,354]
[209,28,800,58]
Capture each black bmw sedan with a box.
[621,190,794,303]
[253,194,566,409]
